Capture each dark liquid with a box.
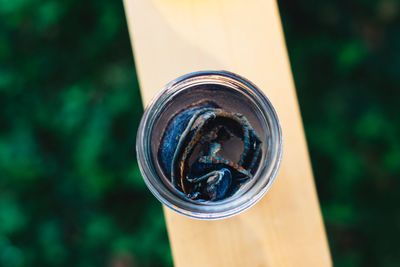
[151,84,270,201]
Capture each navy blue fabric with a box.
[190,161,248,199]
[207,168,231,201]
[158,102,217,177]
[158,101,259,201]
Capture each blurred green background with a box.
[0,0,399,266]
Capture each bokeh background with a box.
[0,0,399,266]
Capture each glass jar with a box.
[136,71,282,220]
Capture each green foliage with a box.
[280,0,400,266]
[0,0,399,266]
[0,0,171,266]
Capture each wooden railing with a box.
[123,0,332,266]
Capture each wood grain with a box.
[123,0,332,266]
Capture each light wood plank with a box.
[123,0,332,266]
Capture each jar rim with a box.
[136,70,283,220]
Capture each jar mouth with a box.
[136,70,283,220]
